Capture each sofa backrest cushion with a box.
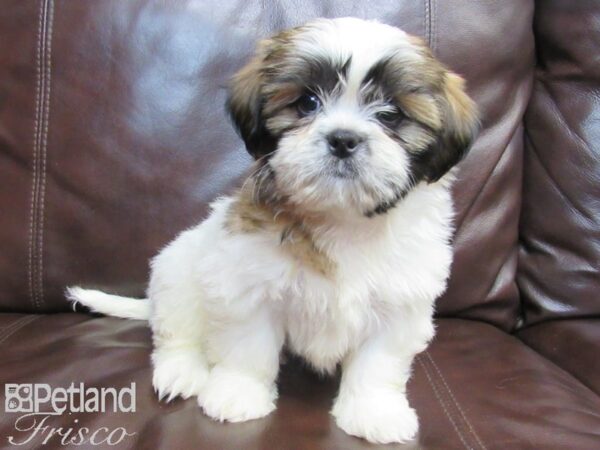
[519,0,600,327]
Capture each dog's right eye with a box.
[296,94,321,117]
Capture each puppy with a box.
[68,17,477,444]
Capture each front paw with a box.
[152,349,209,402]
[332,389,419,444]
[198,367,277,423]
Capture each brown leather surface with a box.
[518,0,600,326]
[0,0,532,333]
[1,315,599,450]
[0,1,42,314]
[518,319,600,396]
[430,1,533,331]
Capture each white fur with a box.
[68,18,461,445]
[67,287,150,319]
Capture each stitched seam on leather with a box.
[34,0,48,310]
[0,316,39,345]
[417,355,472,450]
[28,0,46,310]
[426,352,487,450]
[0,317,29,343]
[36,0,55,309]
[0,316,33,343]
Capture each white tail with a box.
[66,286,151,320]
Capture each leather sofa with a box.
[1,1,599,449]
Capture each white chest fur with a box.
[183,178,455,373]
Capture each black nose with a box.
[326,129,364,159]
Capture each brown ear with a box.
[443,72,479,152]
[226,40,276,158]
[423,72,479,182]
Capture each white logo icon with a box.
[4,384,33,413]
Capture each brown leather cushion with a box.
[519,0,600,326]
[1,315,598,449]
[518,319,600,396]
[0,0,533,331]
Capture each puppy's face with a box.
[227,18,478,216]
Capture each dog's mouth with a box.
[331,159,359,179]
[319,155,362,180]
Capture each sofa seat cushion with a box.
[1,315,599,449]
[518,319,600,396]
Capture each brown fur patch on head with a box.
[227,26,353,158]
[409,70,478,182]
[226,27,309,158]
[440,72,479,148]
[361,36,479,184]
[399,93,442,131]
[404,37,479,180]
[226,34,295,158]
[225,163,336,278]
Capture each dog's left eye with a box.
[376,108,405,126]
[296,94,321,116]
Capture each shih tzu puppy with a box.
[68,17,477,444]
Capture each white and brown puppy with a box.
[68,17,477,444]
